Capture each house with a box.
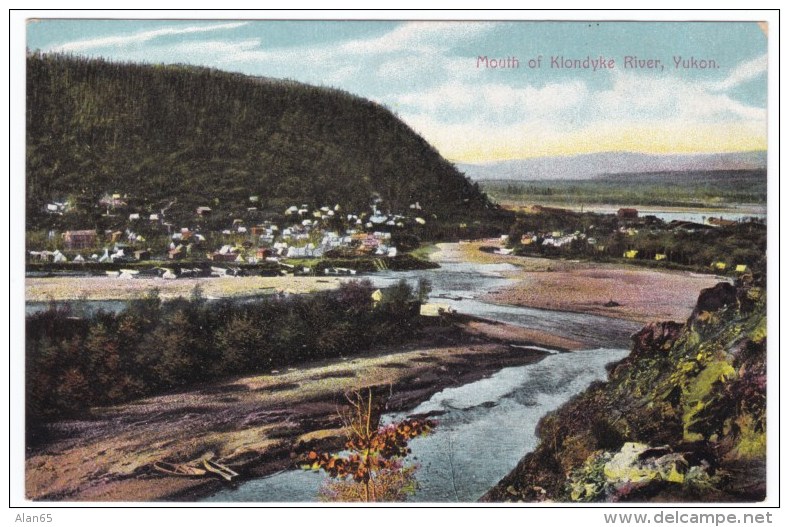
[196,206,212,216]
[46,202,68,214]
[63,230,97,250]
[134,249,151,261]
[617,208,639,220]
[99,193,127,208]
[210,245,240,261]
[712,261,727,271]
[623,250,639,259]
[129,213,140,221]
[168,245,185,260]
[149,214,160,222]
[655,253,667,261]
[29,251,53,262]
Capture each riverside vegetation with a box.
[26,279,430,444]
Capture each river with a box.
[565,205,766,225]
[202,255,638,502]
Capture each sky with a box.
[26,19,768,164]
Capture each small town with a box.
[28,191,434,277]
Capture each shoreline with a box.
[24,275,344,303]
[433,241,725,325]
[25,317,583,502]
[495,201,767,216]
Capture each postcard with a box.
[14,11,774,513]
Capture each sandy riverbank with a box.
[432,241,725,324]
[25,317,581,502]
[25,275,344,302]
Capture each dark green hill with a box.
[26,53,502,233]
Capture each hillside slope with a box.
[26,53,499,231]
[484,281,767,503]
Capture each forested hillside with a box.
[26,53,499,231]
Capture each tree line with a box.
[26,279,428,443]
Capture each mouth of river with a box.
[202,260,635,502]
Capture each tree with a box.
[417,278,432,304]
[214,313,269,373]
[302,388,434,502]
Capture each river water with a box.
[202,254,638,503]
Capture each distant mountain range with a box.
[458,151,767,181]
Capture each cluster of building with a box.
[32,196,427,264]
[516,230,597,250]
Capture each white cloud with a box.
[51,22,248,53]
[394,81,589,126]
[591,73,765,123]
[338,21,495,55]
[394,70,765,161]
[708,53,767,92]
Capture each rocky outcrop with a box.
[632,321,684,356]
[691,282,738,319]
[483,283,766,503]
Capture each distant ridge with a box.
[458,151,767,181]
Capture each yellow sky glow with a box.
[440,122,767,164]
